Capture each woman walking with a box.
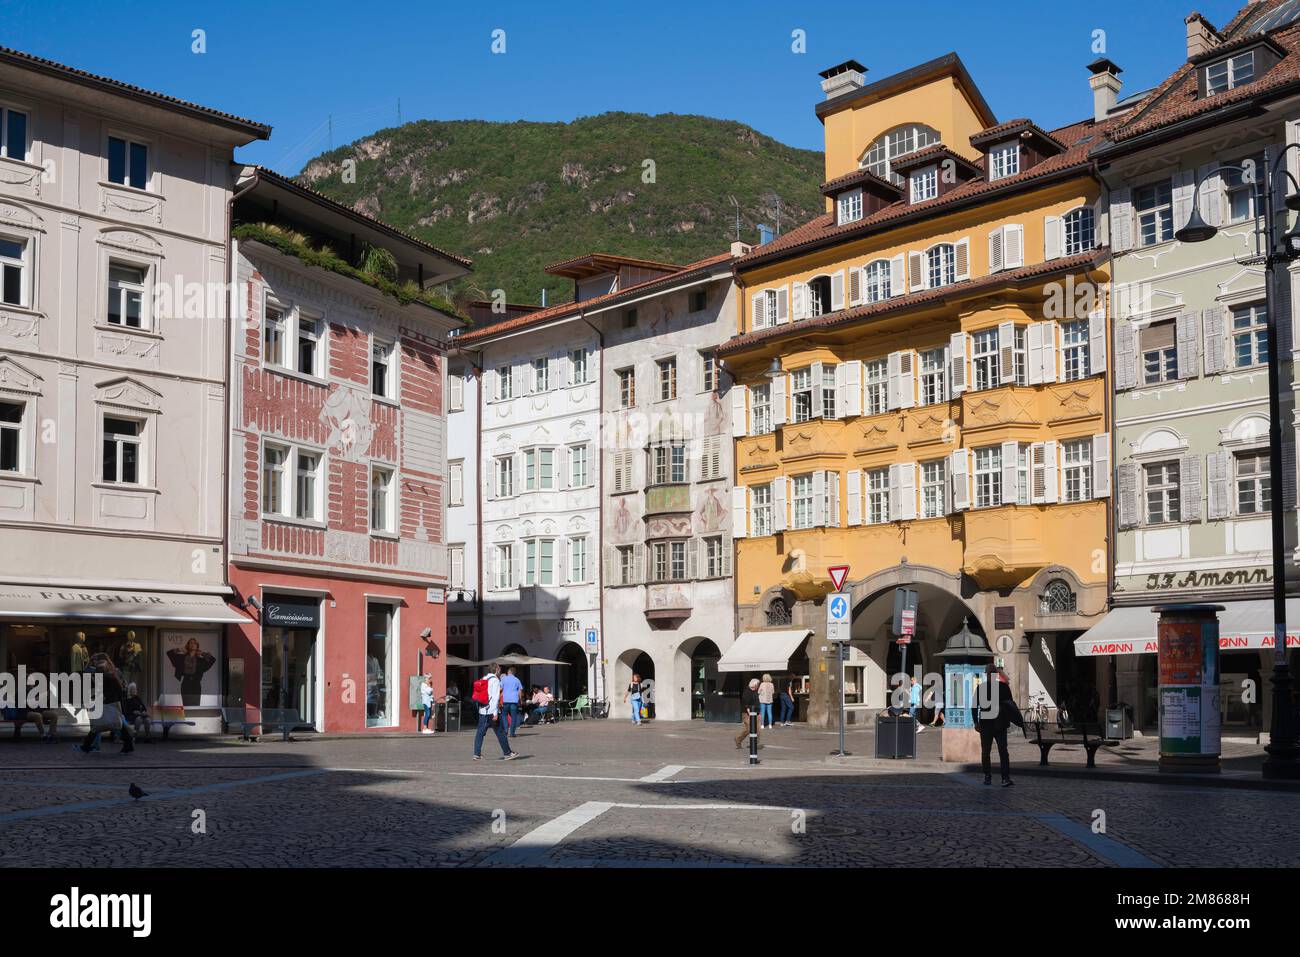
[758,674,776,729]
[624,672,644,725]
[779,675,796,726]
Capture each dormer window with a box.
[836,188,863,225]
[988,142,1020,181]
[1206,51,1254,96]
[910,166,938,203]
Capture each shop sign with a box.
[263,597,321,629]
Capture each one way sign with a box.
[826,592,850,642]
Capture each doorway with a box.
[262,626,316,727]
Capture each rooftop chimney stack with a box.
[731,241,753,257]
[1185,13,1219,59]
[818,59,867,100]
[1087,58,1123,123]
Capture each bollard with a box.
[749,709,759,765]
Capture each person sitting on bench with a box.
[122,683,151,742]
[2,706,57,741]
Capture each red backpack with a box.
[472,677,491,705]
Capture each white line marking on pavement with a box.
[639,765,685,782]
[450,771,644,783]
[485,801,614,865]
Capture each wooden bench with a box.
[221,706,307,742]
[1025,718,1117,768]
[146,705,196,740]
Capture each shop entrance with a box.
[555,642,588,701]
[689,639,720,719]
[262,627,316,728]
[1219,651,1263,732]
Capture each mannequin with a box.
[70,632,89,673]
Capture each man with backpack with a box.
[472,664,518,761]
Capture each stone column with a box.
[798,599,833,729]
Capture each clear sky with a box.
[2,0,1248,172]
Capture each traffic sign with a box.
[826,591,850,642]
[900,608,916,636]
[584,628,599,652]
[828,565,850,591]
[896,636,912,646]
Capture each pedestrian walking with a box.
[420,675,436,734]
[778,675,796,726]
[75,655,132,755]
[758,673,776,729]
[908,675,926,733]
[472,664,518,761]
[734,678,762,751]
[624,672,644,725]
[500,666,524,737]
[972,664,1024,786]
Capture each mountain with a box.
[296,112,825,306]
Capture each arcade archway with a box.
[555,641,588,702]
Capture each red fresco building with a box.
[224,167,470,732]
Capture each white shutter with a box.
[512,546,522,588]
[1088,310,1107,373]
[1179,453,1202,523]
[831,364,846,420]
[1003,224,1024,269]
[1092,432,1111,499]
[490,546,499,589]
[1000,441,1019,505]
[792,282,807,321]
[888,463,902,519]
[827,471,840,527]
[949,332,968,395]
[1198,163,1223,227]
[1044,215,1062,260]
[752,293,766,329]
[887,351,902,410]
[897,350,915,409]
[1206,451,1232,520]
[1202,306,1227,375]
[773,477,788,532]
[953,237,971,281]
[898,461,917,520]
[484,367,497,403]
[842,360,862,417]
[1027,323,1045,385]
[721,535,733,578]
[686,537,699,580]
[1031,442,1047,504]
[889,255,905,296]
[811,361,824,418]
[555,353,569,389]
[771,374,787,426]
[1110,187,1133,253]
[511,364,523,398]
[1041,320,1059,383]
[998,321,1016,385]
[812,470,826,527]
[847,469,862,526]
[831,269,846,311]
[632,543,645,584]
[731,385,748,437]
[1043,440,1059,504]
[908,251,926,291]
[949,449,970,511]
[732,486,749,537]
[1115,321,1137,390]
[777,285,790,323]
[1117,463,1138,529]
[1172,170,1195,232]
[558,539,569,584]
[1175,309,1200,380]
[848,266,863,306]
[988,227,1005,273]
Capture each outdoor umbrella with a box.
[443,655,481,667]
[484,652,570,666]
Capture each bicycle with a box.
[1024,691,1051,726]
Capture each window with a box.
[927,243,955,288]
[865,359,888,414]
[102,416,141,485]
[260,444,320,520]
[766,597,792,626]
[262,303,324,377]
[652,442,686,485]
[623,308,637,329]
[1062,320,1090,381]
[837,188,863,225]
[446,368,463,411]
[973,445,1002,509]
[532,356,549,392]
[1141,322,1178,385]
[496,544,515,589]
[448,460,463,506]
[1013,326,1028,386]
[867,468,890,524]
[365,602,394,727]
[692,289,708,313]
[294,450,321,520]
[651,541,687,582]
[1,400,24,473]
[1232,303,1268,368]
[618,367,635,408]
[988,142,1019,181]
[1206,51,1255,96]
[910,167,938,203]
[920,348,946,405]
[107,136,148,190]
[496,365,514,400]
[1039,580,1077,615]
[864,259,891,303]
[263,303,286,366]
[617,545,635,585]
[862,123,940,184]
[751,483,773,537]
[657,357,677,401]
[807,276,832,317]
[1016,443,1031,505]
[296,313,321,376]
[372,339,396,399]
[920,459,946,518]
[1063,207,1096,255]
[701,351,717,392]
[370,466,395,532]
[1144,461,1181,524]
[704,536,725,578]
[791,474,814,529]
[262,445,287,515]
[107,263,147,329]
[569,348,588,384]
[0,237,26,307]
[822,364,837,419]
[1236,451,1270,515]
[751,384,772,434]
[569,537,589,582]
[1062,439,1092,502]
[0,106,28,160]
[495,456,514,498]
[524,539,556,586]
[1225,159,1262,223]
[1136,180,1174,247]
[972,329,998,391]
[449,545,466,589]
[791,367,813,423]
[756,288,779,328]
[570,444,589,487]
[524,448,555,491]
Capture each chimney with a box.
[1087,58,1123,123]
[1185,13,1218,60]
[731,241,753,257]
[818,59,867,100]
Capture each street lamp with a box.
[1176,150,1300,778]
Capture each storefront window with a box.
[1,623,157,712]
[366,602,393,727]
[262,626,315,725]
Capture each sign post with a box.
[827,590,851,756]
[892,587,919,689]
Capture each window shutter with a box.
[1275,269,1293,358]
[732,486,749,537]
[1201,306,1227,375]
[632,543,645,584]
[1027,323,1044,385]
[949,332,969,394]
[998,321,1016,385]
[827,471,841,527]
[1206,451,1232,520]
[1172,170,1195,232]
[1088,310,1107,374]
[1115,321,1137,390]
[830,364,845,420]
[888,463,902,518]
[491,546,500,588]
[1117,463,1138,528]
[831,269,846,311]
[812,470,826,526]
[1004,224,1024,269]
[988,227,1005,272]
[847,469,862,525]
[511,364,523,398]
[1197,163,1223,227]
[897,350,915,409]
[1092,433,1111,498]
[512,547,522,588]
[1044,215,1062,260]
[898,461,917,520]
[752,293,766,329]
[686,537,699,580]
[558,539,569,584]
[1109,187,1133,253]
[555,353,569,389]
[777,285,790,323]
[953,238,971,281]
[773,478,788,532]
[791,282,807,321]
[908,251,926,291]
[771,374,788,427]
[889,255,905,296]
[731,385,748,437]
[887,351,902,410]
[1043,440,1059,504]
[1042,320,1059,383]
[1000,441,1019,505]
[1179,453,1202,523]
[1031,442,1047,504]
[484,367,497,402]
[811,360,824,417]
[842,360,863,417]
[555,450,567,491]
[848,267,863,306]
[721,536,733,578]
[1175,309,1200,380]
[949,449,970,511]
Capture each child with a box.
[420,675,436,734]
[122,683,152,742]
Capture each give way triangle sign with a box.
[828,565,850,592]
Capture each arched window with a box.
[1038,579,1077,615]
[807,275,832,317]
[861,123,941,184]
[1063,206,1096,256]
[927,243,955,288]
[766,597,792,627]
[864,259,891,303]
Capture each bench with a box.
[221,706,307,742]
[147,705,196,740]
[1025,718,1116,768]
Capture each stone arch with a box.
[671,635,725,721]
[613,647,657,720]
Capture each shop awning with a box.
[717,629,812,673]
[0,585,250,623]
[1073,599,1300,657]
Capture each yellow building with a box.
[721,55,1117,727]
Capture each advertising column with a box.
[1154,604,1223,774]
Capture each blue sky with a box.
[3,0,1248,171]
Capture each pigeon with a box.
[128,783,146,801]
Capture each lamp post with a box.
[1175,147,1300,777]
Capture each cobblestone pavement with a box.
[0,720,1295,868]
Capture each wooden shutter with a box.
[988,227,1005,273]
[827,471,841,527]
[511,364,523,398]
[1198,162,1224,227]
[731,385,748,437]
[1109,187,1133,253]
[848,266,863,306]
[1202,306,1227,375]
[1179,453,1202,523]
[1043,440,1059,504]
[1206,451,1232,520]
[777,285,790,324]
[949,449,970,511]
[632,543,645,584]
[908,251,926,291]
[812,470,826,526]
[811,361,824,418]
[898,350,915,409]
[791,282,807,321]
[752,293,766,329]
[1088,310,1107,374]
[732,486,748,537]
[1115,321,1138,390]
[773,478,788,532]
[1117,463,1139,529]
[555,352,569,389]
[998,321,1016,385]
[887,351,902,410]
[1175,310,1201,380]
[842,360,862,417]
[1003,224,1024,269]
[888,463,902,519]
[686,537,699,580]
[721,535,733,577]
[830,364,846,420]
[897,461,917,520]
[953,238,971,281]
[889,255,905,296]
[1092,433,1111,498]
[1031,442,1047,504]
[1044,215,1062,260]
[1027,323,1045,385]
[1172,170,1195,232]
[831,269,846,311]
[949,332,969,394]
[771,374,787,426]
[490,546,500,589]
[847,469,862,525]
[1001,441,1019,505]
[1041,320,1059,383]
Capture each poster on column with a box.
[160,630,222,708]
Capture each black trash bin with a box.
[876,714,917,758]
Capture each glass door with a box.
[262,626,316,727]
[366,603,393,727]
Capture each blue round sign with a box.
[830,596,848,620]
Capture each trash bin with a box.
[1105,706,1131,741]
[876,714,917,759]
[441,700,461,733]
